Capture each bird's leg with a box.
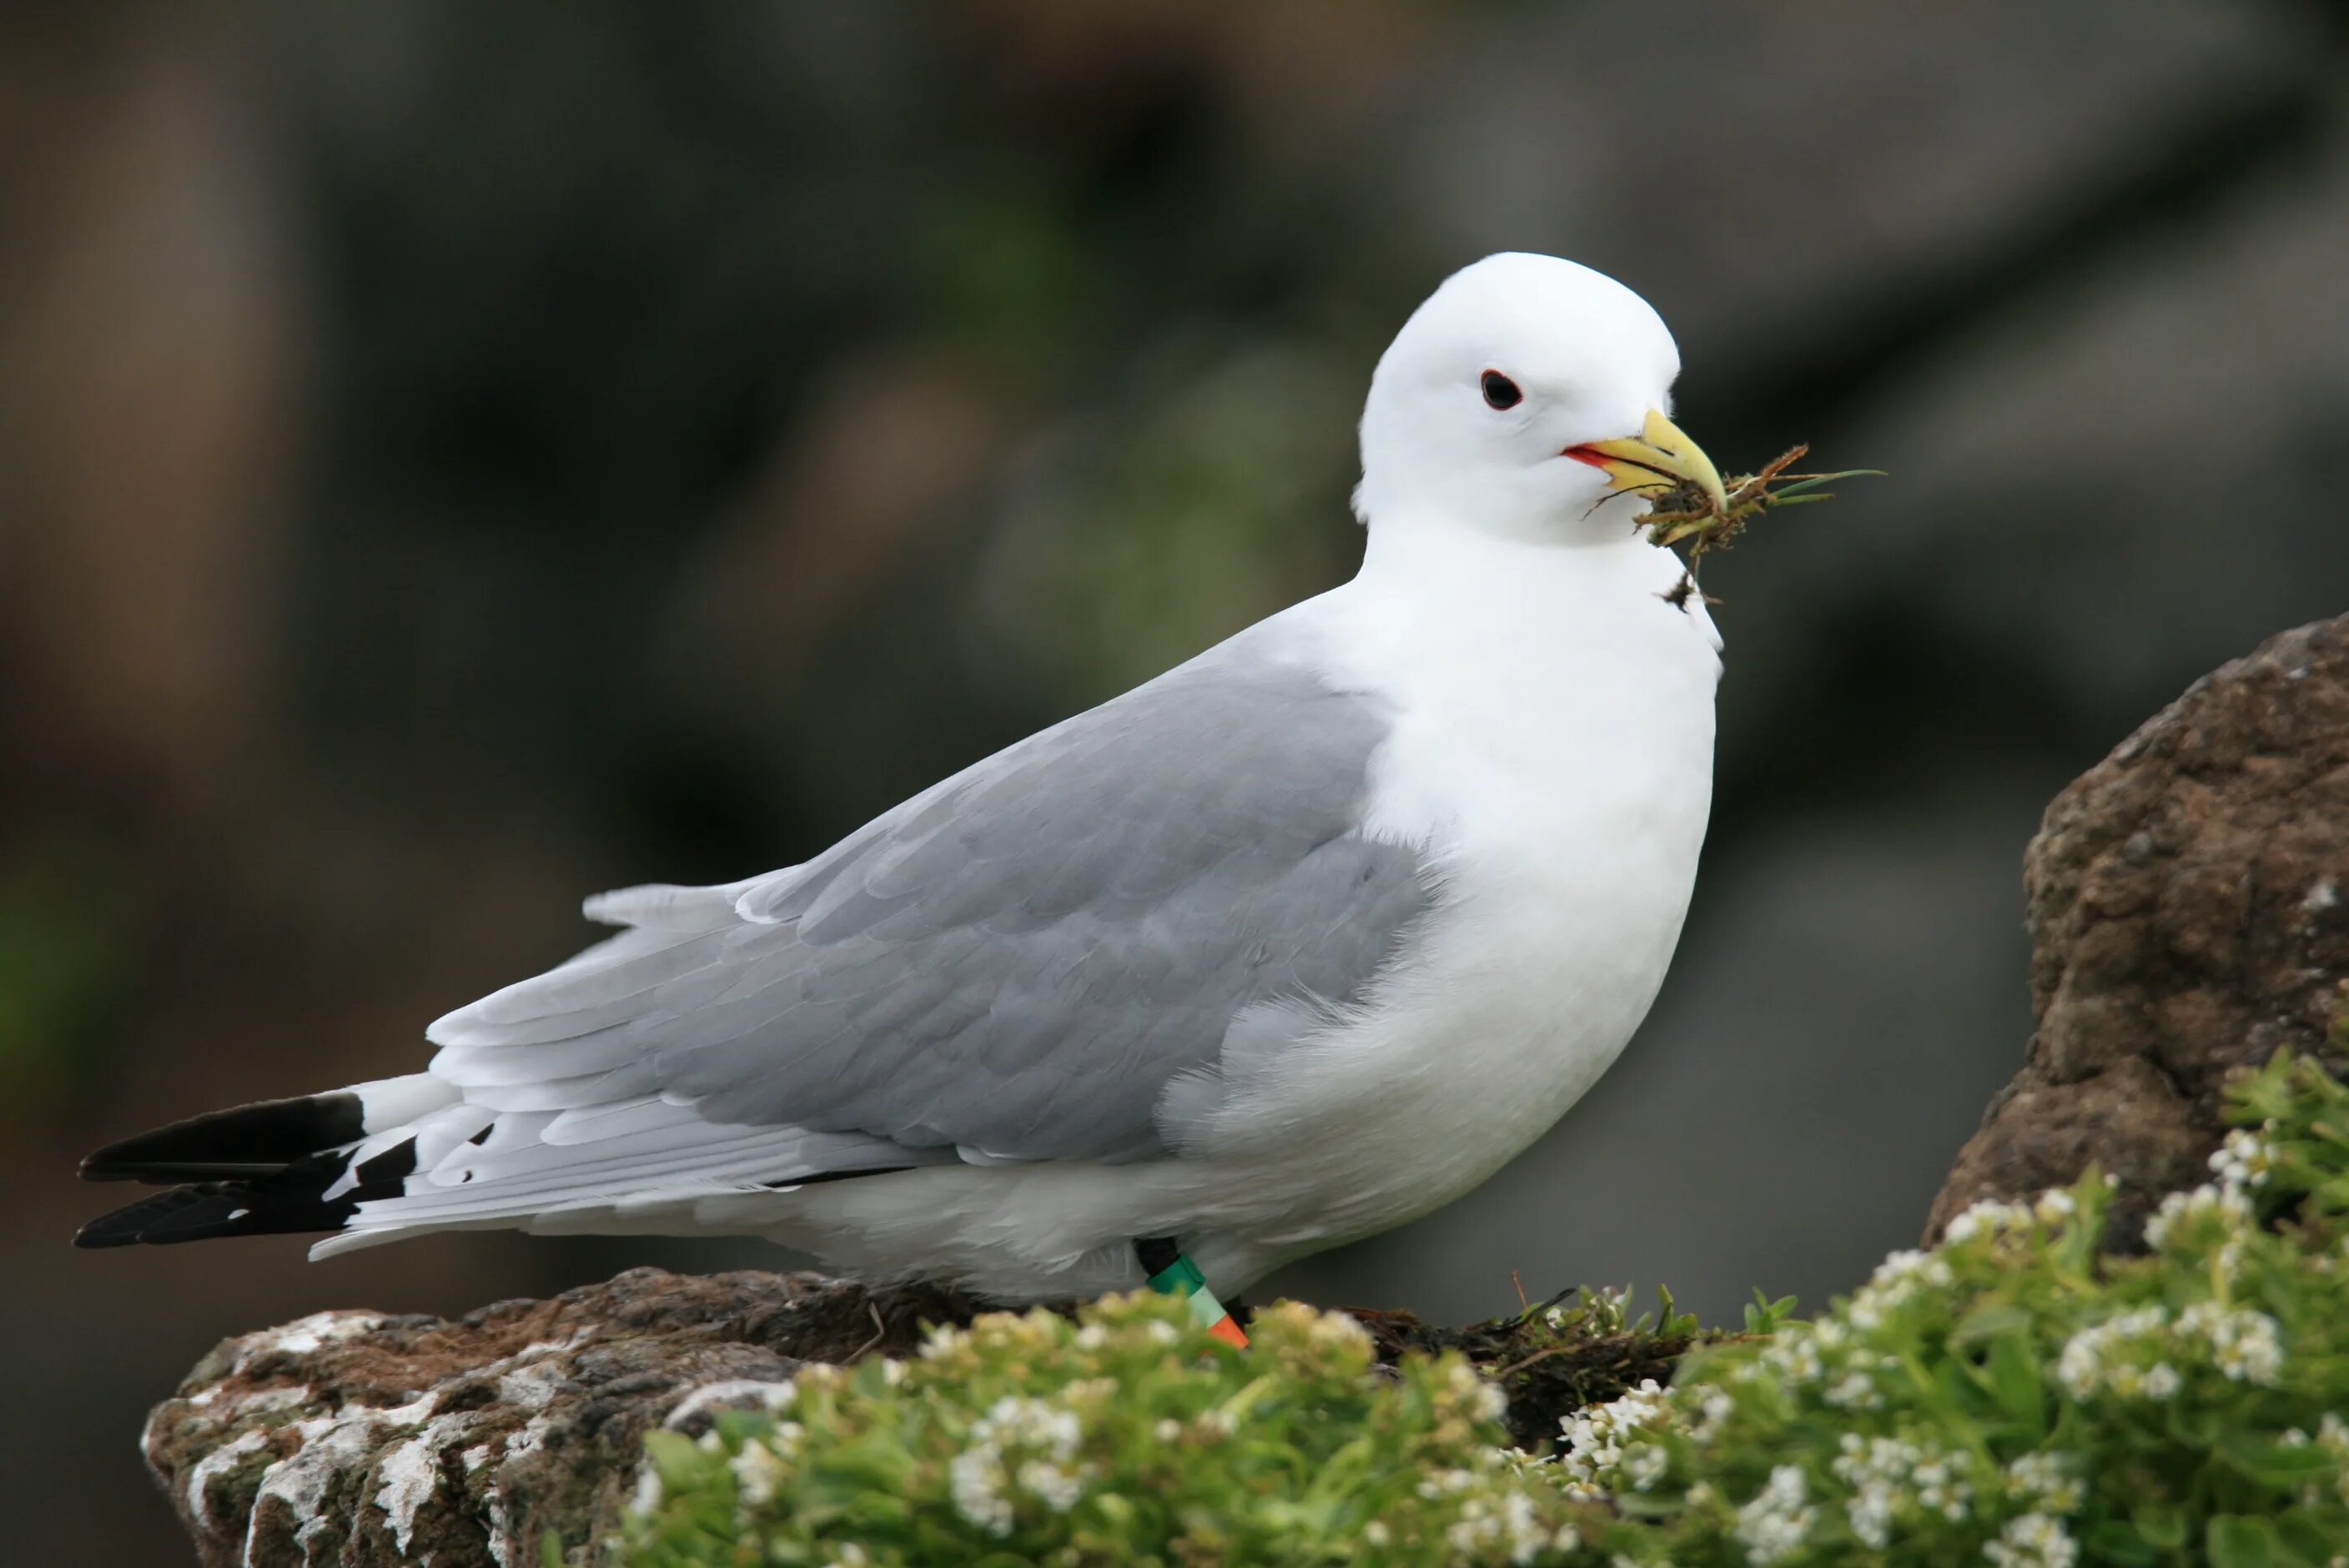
[1134,1236,1250,1348]
[1134,1235,1181,1278]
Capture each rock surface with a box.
[1928,615,2349,1245]
[145,1269,974,1568]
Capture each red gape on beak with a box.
[1565,410,1728,516]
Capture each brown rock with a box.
[1928,615,2349,1248]
[143,1268,975,1568]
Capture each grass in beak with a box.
[1638,444,1883,602]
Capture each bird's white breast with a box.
[1193,528,1722,1259]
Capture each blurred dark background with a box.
[3,1,2344,1559]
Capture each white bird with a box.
[80,252,1727,1317]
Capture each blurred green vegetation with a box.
[0,831,150,1103]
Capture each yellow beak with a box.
[1566,410,1728,515]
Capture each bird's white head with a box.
[1355,252,1725,544]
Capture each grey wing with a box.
[418,634,1433,1192]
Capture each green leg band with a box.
[1144,1251,1249,1346]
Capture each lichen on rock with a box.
[143,1269,976,1567]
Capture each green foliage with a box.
[621,1294,1596,1565]
[620,1053,2349,1565]
[1563,1050,2349,1565]
[0,828,150,1100]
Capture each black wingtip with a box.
[75,1144,418,1249]
[75,1188,220,1249]
[81,1093,366,1184]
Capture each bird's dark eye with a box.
[1480,370,1522,410]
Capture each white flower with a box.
[1014,1458,1087,1513]
[1828,1432,1976,1533]
[1733,1465,1814,1565]
[1417,1466,1476,1500]
[1848,1485,1894,1550]
[2210,1129,2275,1194]
[2035,1189,2078,1224]
[2177,1302,2284,1385]
[1624,1444,1670,1491]
[2144,1184,2251,1251]
[1309,1311,1372,1350]
[1557,1379,1676,1499]
[1914,1455,1974,1522]
[2054,1305,2170,1399]
[949,1395,1089,1535]
[1499,1489,1547,1564]
[1848,1246,1956,1330]
[1871,1249,1956,1291]
[1688,1390,1737,1445]
[948,1446,1014,1536]
[729,1440,786,1509]
[1944,1200,2034,1244]
[1761,1332,1826,1386]
[2056,1298,2282,1402]
[1436,1480,1553,1565]
[1439,1357,1511,1421]
[971,1395,1084,1461]
[2003,1452,2084,1515]
[1823,1371,1882,1410]
[1984,1510,2080,1568]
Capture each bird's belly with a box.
[1206,772,1712,1254]
[1244,957,1667,1245]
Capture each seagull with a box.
[78,252,1727,1324]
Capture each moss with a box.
[199,1433,287,1532]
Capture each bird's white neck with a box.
[1317,502,1723,853]
[1347,504,1704,656]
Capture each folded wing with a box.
[80,626,1435,1252]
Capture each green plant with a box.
[1562,1050,2349,1566]
[622,1294,1598,1565]
[620,1052,2349,1566]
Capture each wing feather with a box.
[338,623,1433,1241]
